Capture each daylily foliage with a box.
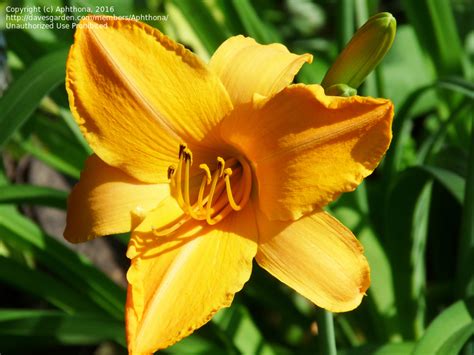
[64,15,393,354]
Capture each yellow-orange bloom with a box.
[64,16,393,354]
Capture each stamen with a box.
[178,143,187,159]
[197,164,211,209]
[224,168,242,211]
[167,165,176,180]
[199,164,212,183]
[217,157,225,177]
[237,158,252,210]
[163,145,253,233]
[183,148,193,208]
[205,166,221,225]
[175,150,185,208]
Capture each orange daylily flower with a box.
[64,15,393,354]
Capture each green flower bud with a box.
[322,12,396,91]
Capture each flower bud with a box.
[322,12,396,91]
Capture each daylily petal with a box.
[66,16,233,183]
[64,155,168,243]
[256,208,370,312]
[221,84,393,220]
[126,198,258,354]
[209,35,312,106]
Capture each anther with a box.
[183,148,193,164]
[224,168,242,211]
[178,143,187,159]
[199,164,212,184]
[167,165,176,180]
[217,157,225,177]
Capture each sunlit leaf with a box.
[0,49,68,147]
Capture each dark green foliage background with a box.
[0,0,473,354]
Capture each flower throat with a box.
[154,144,251,236]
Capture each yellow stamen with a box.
[217,157,225,177]
[163,145,253,234]
[183,148,193,208]
[167,165,176,180]
[205,164,222,225]
[223,168,242,211]
[237,158,252,210]
[197,164,211,209]
[174,153,185,209]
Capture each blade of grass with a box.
[59,108,92,154]
[457,105,474,298]
[419,98,472,163]
[0,49,68,147]
[384,170,433,339]
[231,0,280,44]
[415,166,465,204]
[213,304,277,355]
[384,78,474,180]
[0,207,126,320]
[13,135,82,179]
[412,298,474,354]
[337,0,354,51]
[0,309,125,349]
[170,0,230,54]
[316,309,337,355]
[339,342,415,355]
[0,256,104,314]
[438,77,474,99]
[0,184,67,209]
[401,0,464,76]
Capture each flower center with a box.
[152,144,252,236]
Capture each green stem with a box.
[354,0,377,96]
[316,309,337,355]
[337,0,354,51]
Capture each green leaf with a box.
[0,49,68,147]
[419,98,472,163]
[59,108,92,154]
[339,342,415,355]
[415,166,465,204]
[413,298,474,354]
[336,0,355,52]
[0,256,104,314]
[13,136,82,179]
[165,334,229,355]
[332,185,398,341]
[0,184,67,209]
[438,77,474,99]
[401,0,464,75]
[0,207,126,320]
[231,0,280,44]
[170,0,230,54]
[213,304,276,355]
[380,25,437,114]
[457,112,474,297]
[0,309,125,350]
[384,169,433,338]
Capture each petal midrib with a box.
[257,104,389,164]
[135,231,202,347]
[88,27,182,143]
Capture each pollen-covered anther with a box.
[155,144,253,235]
[167,165,176,180]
